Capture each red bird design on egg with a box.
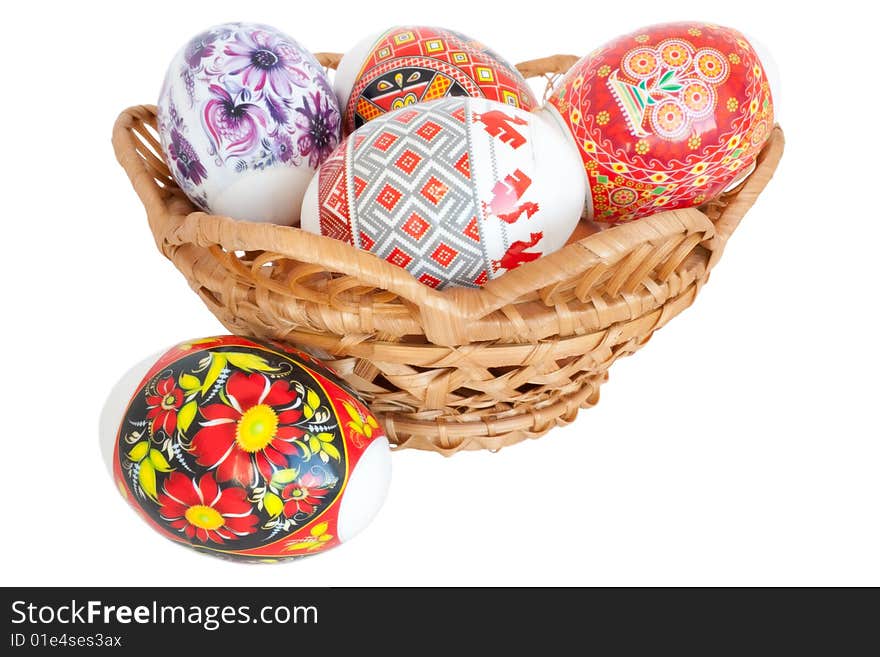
[300,97,586,289]
[493,232,545,273]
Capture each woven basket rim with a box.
[112,99,783,345]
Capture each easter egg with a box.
[157,23,341,225]
[334,25,537,134]
[101,336,391,561]
[547,22,774,223]
[300,97,586,289]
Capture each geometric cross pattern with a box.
[317,148,352,244]
[325,98,489,289]
[315,95,562,290]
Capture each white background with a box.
[1,0,877,587]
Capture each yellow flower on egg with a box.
[284,522,334,552]
[343,400,380,444]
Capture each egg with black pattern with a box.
[100,335,390,561]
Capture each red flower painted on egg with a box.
[282,472,330,517]
[158,472,258,543]
[145,376,183,437]
[190,372,305,486]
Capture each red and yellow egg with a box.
[548,22,774,223]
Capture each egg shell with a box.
[103,335,390,561]
[301,97,586,289]
[157,23,341,225]
[548,22,774,223]
[335,25,538,134]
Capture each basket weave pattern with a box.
[113,54,784,454]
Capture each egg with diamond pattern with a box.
[300,96,586,289]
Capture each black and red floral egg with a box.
[103,336,391,561]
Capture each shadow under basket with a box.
[112,53,784,455]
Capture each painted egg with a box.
[334,25,537,134]
[157,22,341,225]
[100,336,391,561]
[547,22,774,223]
[300,97,586,289]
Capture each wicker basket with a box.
[112,53,784,455]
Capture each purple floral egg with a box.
[157,23,341,225]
